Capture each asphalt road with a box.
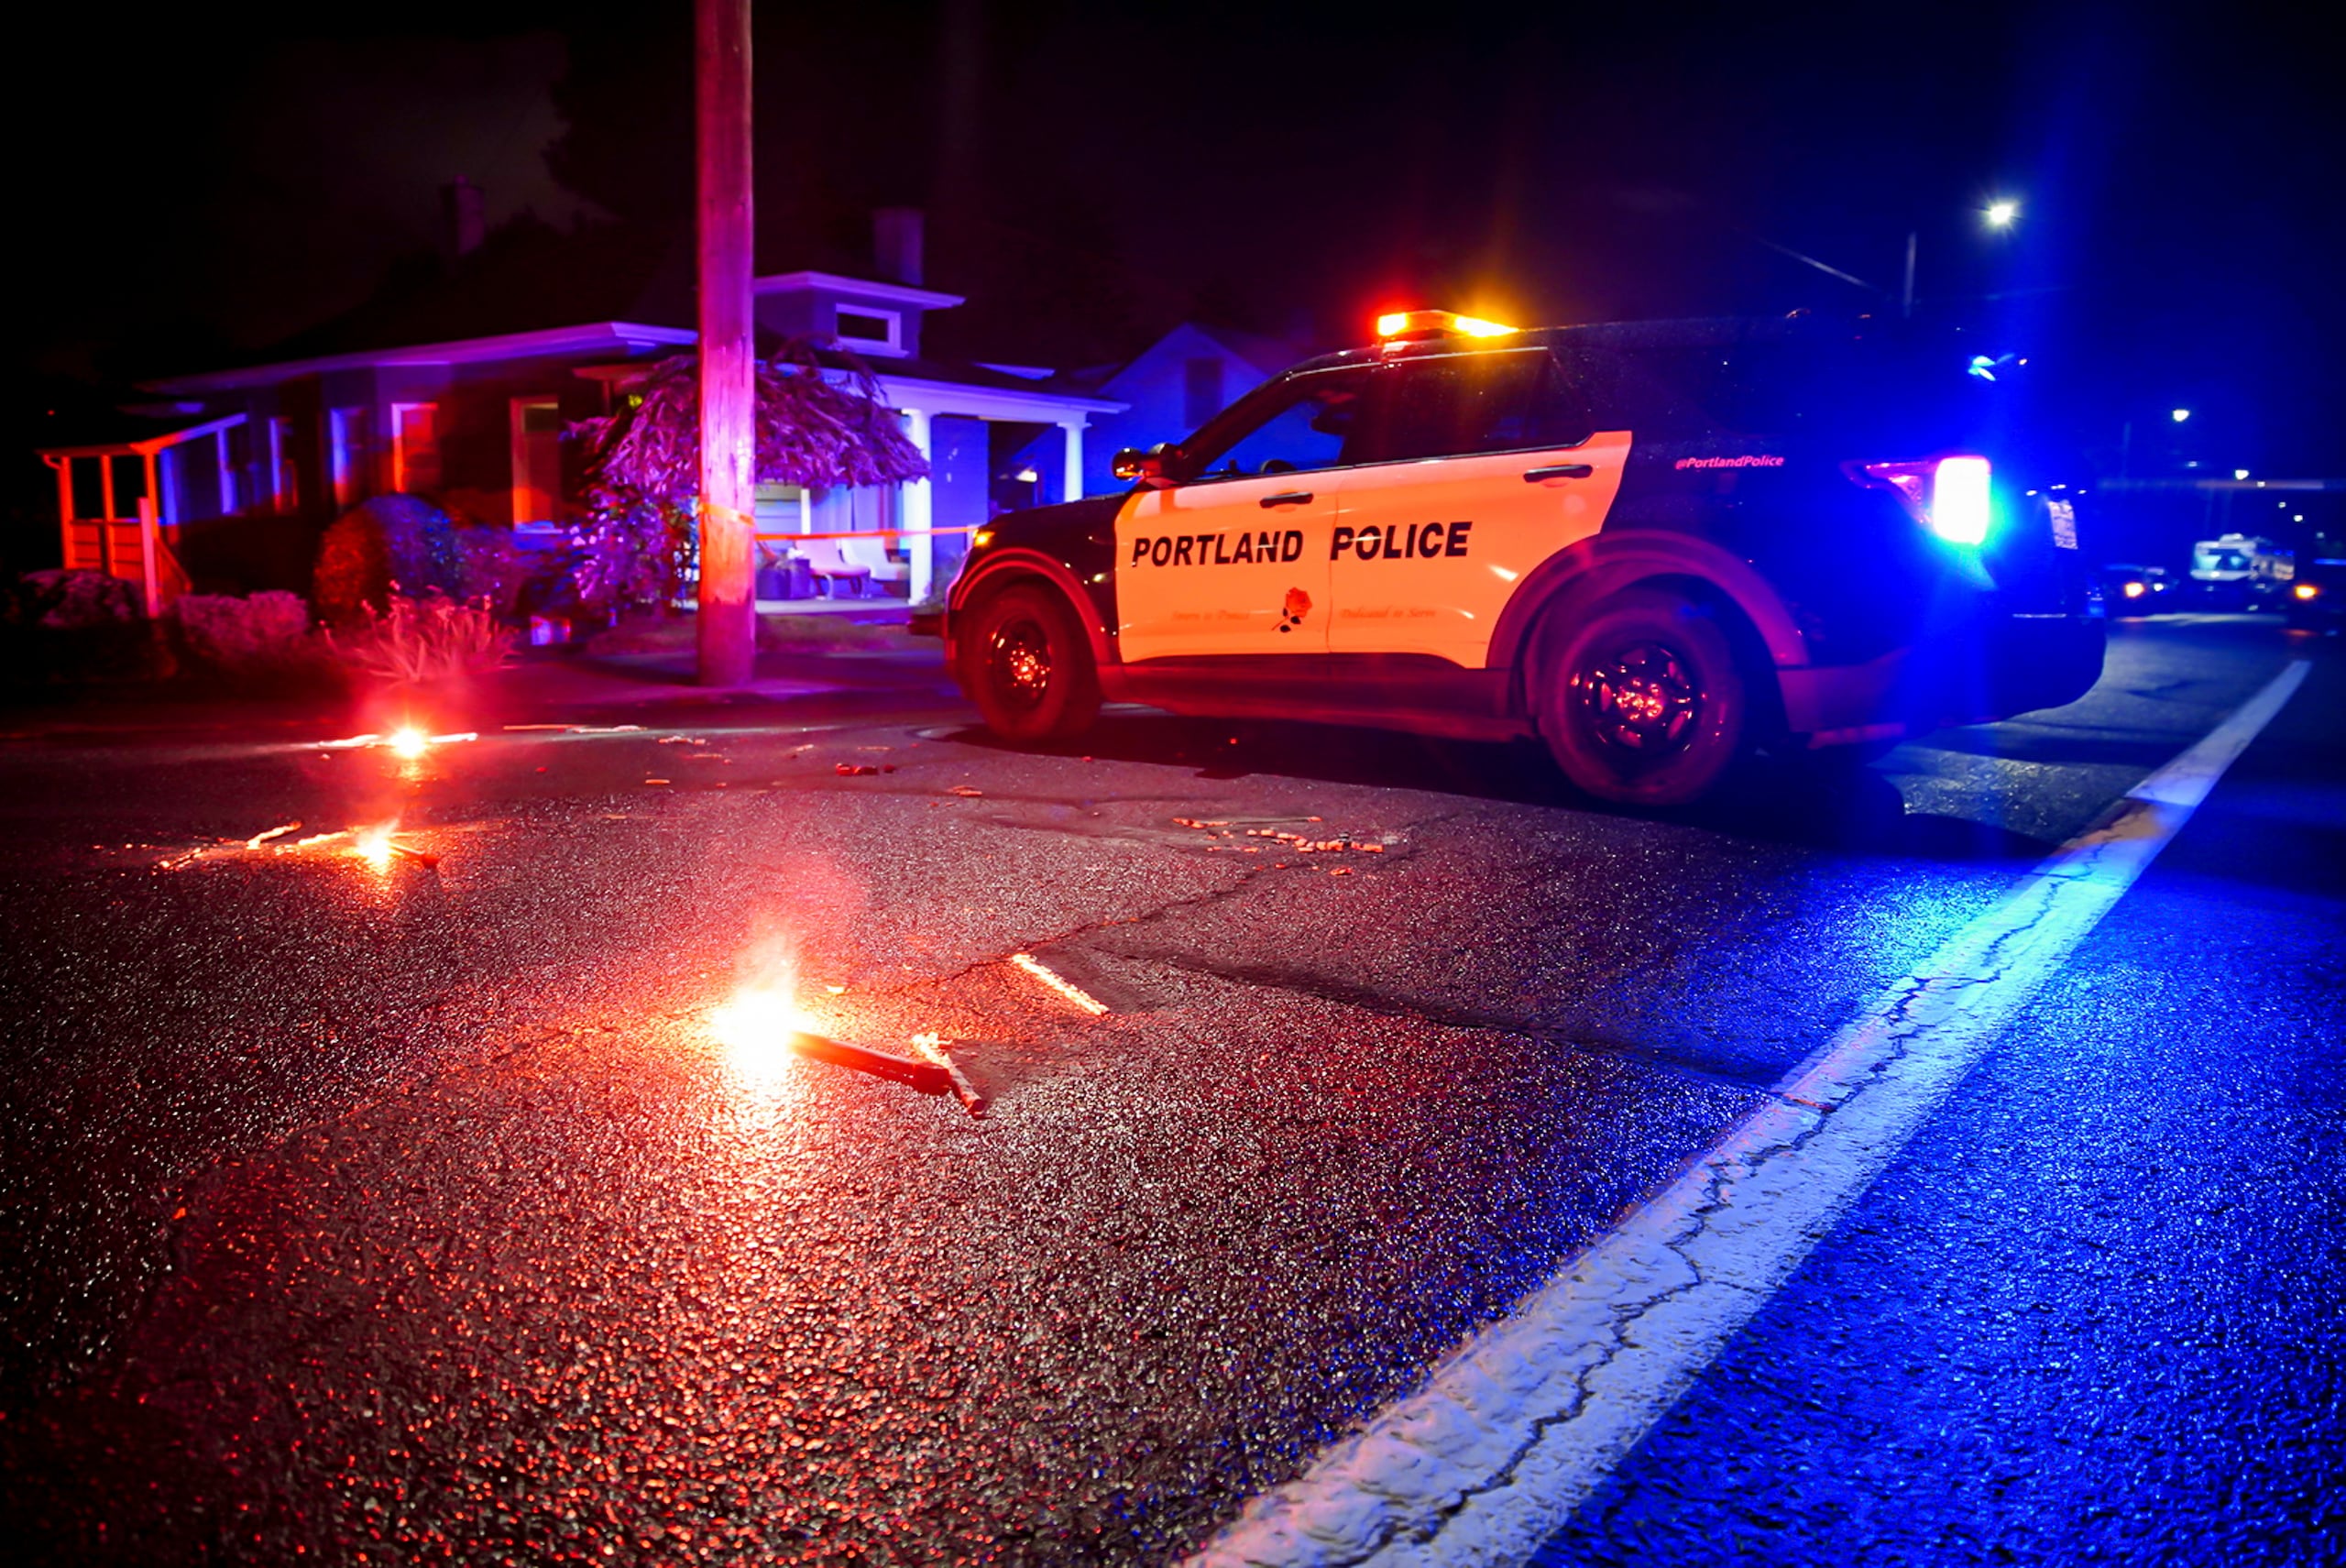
[0,614,2335,1564]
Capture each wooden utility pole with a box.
[696,0,756,685]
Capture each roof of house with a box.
[1062,320,1316,395]
[143,322,698,395]
[115,216,1136,420]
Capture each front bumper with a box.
[1780,612,2106,744]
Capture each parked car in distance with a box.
[2099,563,2175,613]
[2285,557,2344,633]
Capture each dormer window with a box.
[835,306,903,356]
[754,272,960,359]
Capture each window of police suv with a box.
[1176,350,1594,483]
[1559,328,2049,466]
[1358,349,1594,463]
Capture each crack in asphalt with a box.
[1206,845,2096,1565]
[1065,947,1780,1100]
[876,807,1467,1005]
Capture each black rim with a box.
[986,614,1054,712]
[1571,639,1702,760]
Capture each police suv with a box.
[922,310,2104,806]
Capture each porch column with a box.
[46,455,71,570]
[216,429,237,515]
[137,497,162,617]
[142,451,165,614]
[100,456,119,577]
[1058,419,1086,505]
[900,405,935,601]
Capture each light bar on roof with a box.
[1375,310,1519,341]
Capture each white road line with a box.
[1188,661,2309,1568]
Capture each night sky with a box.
[10,1,2339,549]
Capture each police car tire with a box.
[960,584,1101,742]
[1535,587,1749,806]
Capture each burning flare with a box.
[353,826,397,872]
[709,975,817,1081]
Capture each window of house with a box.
[1184,356,1225,430]
[834,306,902,356]
[268,416,301,511]
[391,402,441,494]
[329,408,368,511]
[510,398,565,524]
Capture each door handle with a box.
[1523,465,1593,482]
[1260,490,1314,508]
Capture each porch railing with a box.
[38,413,244,613]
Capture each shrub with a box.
[168,591,319,676]
[16,569,142,630]
[514,548,589,622]
[569,494,695,617]
[315,496,462,623]
[314,510,390,624]
[3,570,158,682]
[328,595,514,685]
[453,527,532,620]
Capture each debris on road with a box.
[1173,817,1397,857]
[909,1031,988,1115]
[1010,953,1111,1015]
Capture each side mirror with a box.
[1113,444,1180,487]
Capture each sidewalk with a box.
[0,609,959,741]
[484,609,955,726]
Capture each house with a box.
[35,211,1124,609]
[1047,322,1301,499]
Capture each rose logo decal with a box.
[1277,587,1312,633]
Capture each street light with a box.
[1749,196,2031,318]
[2172,408,2193,423]
[1903,195,2022,317]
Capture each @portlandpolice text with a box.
[1127,522,1474,568]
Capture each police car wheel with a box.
[961,585,1101,742]
[1537,587,1748,806]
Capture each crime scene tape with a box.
[752,525,983,543]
